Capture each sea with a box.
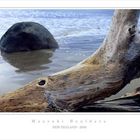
[0,9,139,100]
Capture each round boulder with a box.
[0,22,58,53]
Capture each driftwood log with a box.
[78,90,140,112]
[0,10,140,112]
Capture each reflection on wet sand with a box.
[1,49,54,72]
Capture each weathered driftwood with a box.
[78,90,140,112]
[0,10,140,112]
[0,80,48,112]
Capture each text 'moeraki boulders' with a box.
[0,22,58,53]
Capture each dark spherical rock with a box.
[0,22,58,53]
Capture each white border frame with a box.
[0,1,140,139]
[0,0,139,9]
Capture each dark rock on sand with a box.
[0,22,58,53]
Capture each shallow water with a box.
[0,9,139,100]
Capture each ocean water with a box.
[0,9,138,100]
[0,9,113,94]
